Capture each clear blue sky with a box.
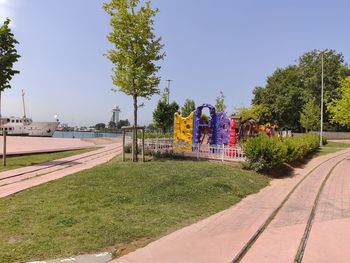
[1,0,350,126]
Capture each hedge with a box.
[243,134,322,171]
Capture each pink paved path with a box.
[111,149,350,263]
[0,141,122,198]
[0,136,100,155]
[302,157,350,263]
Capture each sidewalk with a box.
[0,142,122,198]
[0,137,97,155]
[111,149,350,263]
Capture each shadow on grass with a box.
[260,152,318,179]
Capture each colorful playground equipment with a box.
[173,103,277,151]
[174,103,239,150]
[173,103,281,154]
[174,112,194,150]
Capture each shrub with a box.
[283,134,320,162]
[243,134,288,171]
[124,143,141,154]
[243,134,322,172]
[137,133,172,139]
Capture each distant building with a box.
[111,105,121,124]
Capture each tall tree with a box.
[181,98,196,117]
[299,50,350,103]
[300,98,320,132]
[0,18,20,117]
[252,66,305,130]
[104,0,165,161]
[327,77,350,127]
[117,119,130,129]
[95,123,106,130]
[215,91,227,112]
[153,94,179,134]
[252,50,350,131]
[234,104,272,123]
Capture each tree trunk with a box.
[133,95,138,162]
[0,91,2,118]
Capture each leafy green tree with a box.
[95,123,106,130]
[181,99,196,117]
[215,91,227,112]
[153,95,179,134]
[108,121,116,128]
[327,77,350,127]
[252,50,350,131]
[116,119,130,129]
[299,50,350,103]
[0,18,20,117]
[234,104,272,123]
[300,98,320,132]
[252,66,305,130]
[104,0,165,161]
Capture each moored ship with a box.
[0,90,59,137]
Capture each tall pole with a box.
[3,130,6,167]
[166,80,173,105]
[22,89,27,118]
[320,52,324,147]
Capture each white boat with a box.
[0,90,59,137]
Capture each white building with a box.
[111,105,121,124]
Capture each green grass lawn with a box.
[315,141,350,157]
[0,148,97,172]
[0,158,270,263]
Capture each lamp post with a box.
[319,50,329,147]
[165,79,173,105]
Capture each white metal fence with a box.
[137,139,245,162]
[189,144,245,162]
[139,138,174,151]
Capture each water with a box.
[53,131,122,139]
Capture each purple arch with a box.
[194,104,216,145]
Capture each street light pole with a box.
[166,79,173,105]
[320,52,325,147]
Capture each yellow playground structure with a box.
[173,112,194,150]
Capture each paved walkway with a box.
[0,137,98,155]
[111,149,350,263]
[28,252,112,263]
[0,141,122,198]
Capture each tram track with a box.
[0,145,122,189]
[294,155,349,262]
[231,150,350,263]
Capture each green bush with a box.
[124,143,141,154]
[283,134,320,162]
[243,135,288,171]
[243,134,322,172]
[137,133,172,139]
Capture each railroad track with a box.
[0,145,123,188]
[231,150,350,263]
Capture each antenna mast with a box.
[22,90,26,118]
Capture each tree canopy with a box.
[117,119,130,129]
[104,0,164,161]
[327,77,350,127]
[300,98,320,132]
[181,98,196,117]
[215,91,227,112]
[153,94,179,134]
[234,104,271,123]
[95,123,106,130]
[0,18,20,117]
[252,50,350,131]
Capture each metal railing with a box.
[190,144,245,162]
[137,139,245,162]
